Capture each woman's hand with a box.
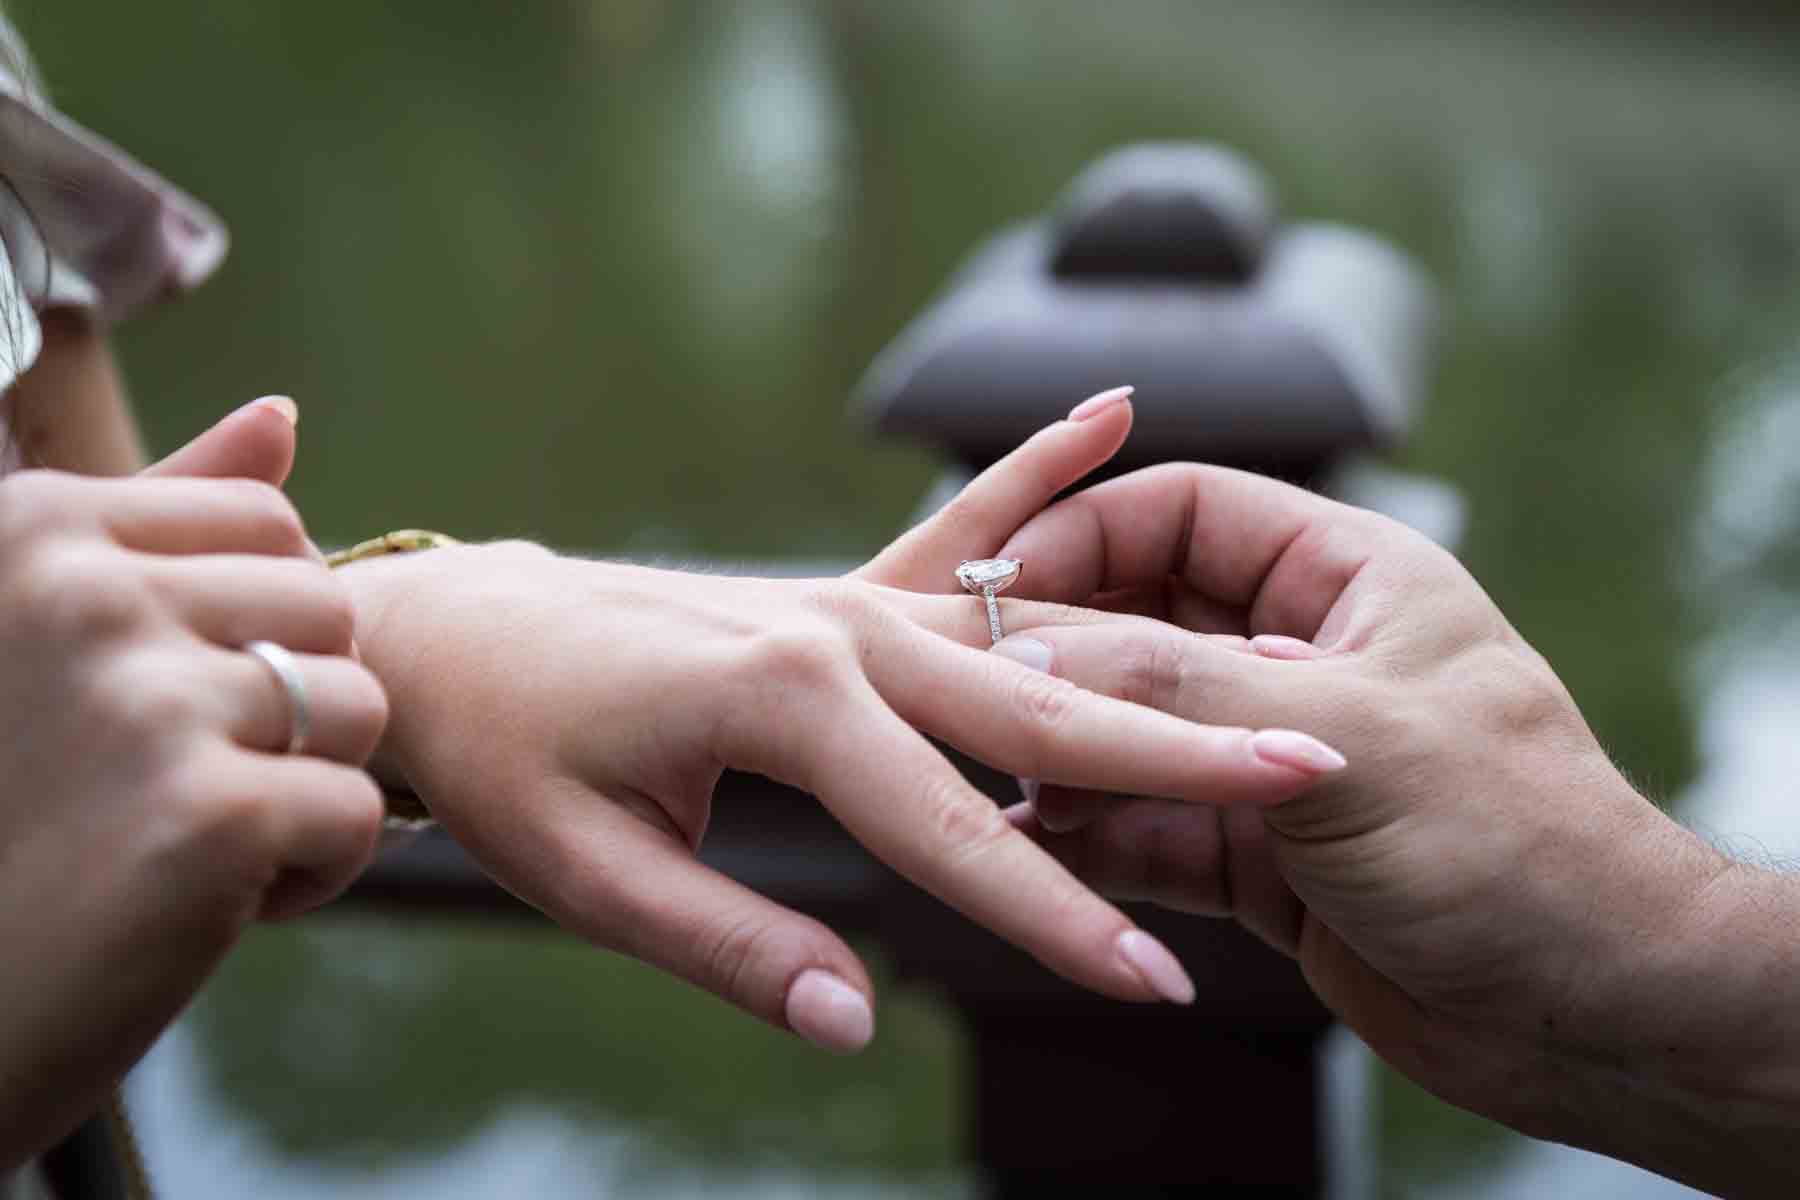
[340,389,1342,1054]
[980,461,1800,1194]
[0,414,388,1166]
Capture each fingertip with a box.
[1249,728,1347,775]
[1068,385,1134,422]
[212,398,299,485]
[992,635,1054,674]
[1033,792,1093,834]
[251,394,299,426]
[1115,929,1196,1005]
[785,968,876,1054]
[1002,800,1039,831]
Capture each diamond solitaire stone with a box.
[956,558,1022,594]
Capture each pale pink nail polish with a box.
[1068,385,1134,422]
[1116,929,1196,1005]
[786,968,874,1054]
[1251,634,1323,660]
[992,636,1054,673]
[1250,729,1348,773]
[250,395,299,425]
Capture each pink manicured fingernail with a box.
[786,968,874,1054]
[1251,634,1324,660]
[250,395,299,425]
[1068,385,1134,422]
[1116,929,1195,1005]
[1250,729,1347,773]
[992,636,1054,673]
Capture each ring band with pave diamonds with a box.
[244,640,310,755]
[956,558,1023,645]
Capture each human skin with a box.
[19,325,1343,1064]
[978,458,1800,1197]
[334,394,1343,1049]
[0,391,389,1167]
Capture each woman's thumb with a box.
[140,395,298,485]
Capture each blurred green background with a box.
[16,0,1800,1194]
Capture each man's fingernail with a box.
[250,395,299,425]
[1115,929,1196,1005]
[992,636,1054,673]
[1251,634,1323,660]
[786,968,874,1054]
[1034,800,1088,835]
[1250,729,1348,774]
[1068,385,1133,422]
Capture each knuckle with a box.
[922,775,1011,868]
[802,578,885,634]
[12,541,144,641]
[311,574,359,650]
[107,657,208,742]
[1010,667,1080,747]
[224,479,307,553]
[1113,632,1186,712]
[700,911,784,1009]
[1466,640,1577,740]
[745,625,852,691]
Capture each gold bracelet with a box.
[325,528,462,568]
[327,529,461,827]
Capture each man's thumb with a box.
[141,395,298,485]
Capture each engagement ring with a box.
[956,558,1022,646]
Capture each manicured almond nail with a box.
[1068,385,1133,422]
[1250,729,1347,773]
[1116,929,1195,1005]
[1251,634,1323,660]
[251,395,299,425]
[786,968,874,1054]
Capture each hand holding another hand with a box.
[989,459,1800,1194]
[0,400,387,1166]
[342,391,1345,1056]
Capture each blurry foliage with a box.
[15,0,1800,1192]
[193,917,965,1176]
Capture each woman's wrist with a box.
[337,538,552,788]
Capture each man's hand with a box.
[985,461,1800,1196]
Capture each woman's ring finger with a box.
[231,645,386,764]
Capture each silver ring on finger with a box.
[244,640,310,755]
[956,558,1022,646]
